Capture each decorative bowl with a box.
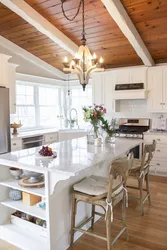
[22,170,43,183]
[10,167,23,180]
[10,122,23,135]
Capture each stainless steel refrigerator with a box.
[0,87,11,154]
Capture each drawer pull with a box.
[50,137,52,139]
[157,149,161,152]
[157,139,161,141]
[13,143,16,146]
[156,163,160,166]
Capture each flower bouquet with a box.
[83,104,106,145]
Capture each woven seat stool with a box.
[127,140,156,215]
[70,152,134,250]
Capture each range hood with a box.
[113,83,148,100]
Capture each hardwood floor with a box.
[1,177,167,250]
[68,177,167,250]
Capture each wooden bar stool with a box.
[127,140,156,215]
[70,152,134,250]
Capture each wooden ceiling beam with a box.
[101,0,155,66]
[1,0,78,56]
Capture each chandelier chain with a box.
[61,0,82,22]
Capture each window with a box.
[14,81,92,130]
[16,83,35,128]
[70,86,92,126]
[15,81,61,130]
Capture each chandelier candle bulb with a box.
[99,57,104,64]
[93,53,97,59]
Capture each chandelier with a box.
[61,0,104,91]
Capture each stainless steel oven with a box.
[115,118,150,159]
[22,135,44,149]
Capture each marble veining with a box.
[0,137,142,176]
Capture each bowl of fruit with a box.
[36,146,57,159]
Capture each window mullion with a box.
[34,85,39,128]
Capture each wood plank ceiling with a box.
[121,0,167,64]
[0,0,167,71]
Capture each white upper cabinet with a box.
[130,67,147,87]
[92,73,104,105]
[8,63,18,114]
[114,67,147,86]
[0,54,11,87]
[103,73,115,115]
[147,67,163,112]
[147,66,167,112]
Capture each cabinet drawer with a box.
[11,139,22,151]
[44,133,58,143]
[144,134,167,144]
[151,159,167,171]
[153,145,167,158]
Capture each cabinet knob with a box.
[13,143,16,146]
[157,149,161,152]
[156,163,160,166]
[157,139,161,141]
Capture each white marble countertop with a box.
[11,128,86,140]
[144,130,167,135]
[0,137,142,176]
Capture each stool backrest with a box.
[107,152,134,202]
[141,140,156,172]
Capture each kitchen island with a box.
[0,137,141,250]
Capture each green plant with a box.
[101,118,117,137]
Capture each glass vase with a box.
[105,134,116,144]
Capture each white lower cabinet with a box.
[144,133,167,176]
[44,132,58,144]
[11,139,22,151]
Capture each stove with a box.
[115,118,150,159]
[115,118,150,139]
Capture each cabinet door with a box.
[8,64,17,114]
[147,67,163,112]
[130,67,147,87]
[162,68,167,111]
[92,74,104,105]
[115,69,130,84]
[103,74,115,115]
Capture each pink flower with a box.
[104,108,106,113]
[95,105,98,109]
[94,112,97,118]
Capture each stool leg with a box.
[70,194,77,246]
[122,193,128,241]
[106,209,112,250]
[138,178,144,216]
[146,172,151,205]
[91,204,95,229]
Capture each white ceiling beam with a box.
[1,0,78,56]
[101,0,155,66]
[0,36,66,80]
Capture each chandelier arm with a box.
[85,67,104,83]
[61,0,82,22]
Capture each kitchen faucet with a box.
[70,108,79,129]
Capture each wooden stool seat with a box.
[73,175,123,197]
